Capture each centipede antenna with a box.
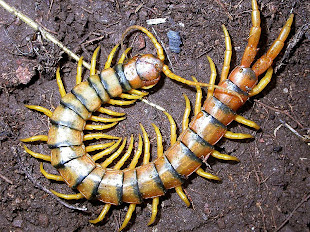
[85,141,116,153]
[50,189,84,200]
[192,77,202,115]
[182,94,191,131]
[40,163,64,181]
[24,105,53,118]
[23,144,51,161]
[84,122,118,131]
[224,131,254,139]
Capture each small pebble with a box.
[283,87,289,93]
[38,214,49,228]
[167,30,182,53]
[12,218,23,228]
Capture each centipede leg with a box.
[24,105,52,117]
[192,77,202,115]
[119,135,143,231]
[23,144,51,161]
[85,141,115,153]
[196,168,221,181]
[224,131,254,139]
[40,163,64,181]
[91,138,122,162]
[90,46,100,75]
[76,56,83,84]
[206,56,217,99]
[21,135,48,143]
[56,66,66,97]
[104,44,120,69]
[89,204,111,224]
[234,115,260,130]
[84,122,118,131]
[220,25,232,82]
[249,67,273,96]
[211,150,239,162]
[108,99,137,106]
[83,133,120,141]
[97,107,126,117]
[182,94,191,131]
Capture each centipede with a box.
[20,0,293,230]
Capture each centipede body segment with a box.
[21,0,294,230]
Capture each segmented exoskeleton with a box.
[22,0,293,230]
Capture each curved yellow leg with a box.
[76,56,83,85]
[83,133,119,141]
[163,111,177,145]
[56,66,66,97]
[85,141,115,153]
[220,25,232,82]
[140,124,150,164]
[128,89,148,97]
[114,135,134,170]
[151,124,163,156]
[92,138,122,161]
[23,144,51,161]
[89,204,111,224]
[24,105,52,117]
[182,94,191,131]
[89,115,126,123]
[119,135,143,230]
[175,186,191,207]
[97,107,126,117]
[192,76,202,115]
[104,44,120,69]
[206,56,217,99]
[40,163,63,181]
[21,135,48,142]
[108,99,136,106]
[249,67,273,97]
[196,167,221,181]
[119,93,143,100]
[224,131,254,139]
[84,122,118,131]
[118,47,132,64]
[211,150,240,162]
[148,197,159,226]
[90,46,100,75]
[235,115,260,130]
[101,138,127,168]
[50,189,84,200]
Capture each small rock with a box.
[12,218,23,228]
[38,214,49,228]
[217,218,225,229]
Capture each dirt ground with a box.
[0,0,309,231]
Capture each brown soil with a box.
[0,0,309,231]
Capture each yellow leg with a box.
[90,46,100,75]
[50,189,84,200]
[163,111,177,145]
[119,93,143,100]
[249,67,273,96]
[40,163,64,181]
[119,203,136,231]
[224,131,254,139]
[21,135,48,142]
[182,94,191,131]
[100,138,127,168]
[206,56,217,99]
[24,105,52,117]
[192,76,202,115]
[211,150,240,162]
[235,115,260,130]
[83,133,119,141]
[108,99,136,106]
[128,89,148,97]
[89,204,111,224]
[23,144,51,161]
[196,167,221,181]
[114,135,134,170]
[220,25,232,82]
[56,66,66,97]
[104,44,120,69]
[97,107,125,117]
[118,47,132,64]
[119,135,143,230]
[76,56,83,85]
[175,186,191,207]
[84,122,118,131]
[151,124,163,156]
[85,141,115,153]
[140,124,151,164]
[89,115,126,123]
[148,197,159,226]
[92,138,122,162]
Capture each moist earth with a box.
[0,0,309,231]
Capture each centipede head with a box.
[124,54,164,89]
